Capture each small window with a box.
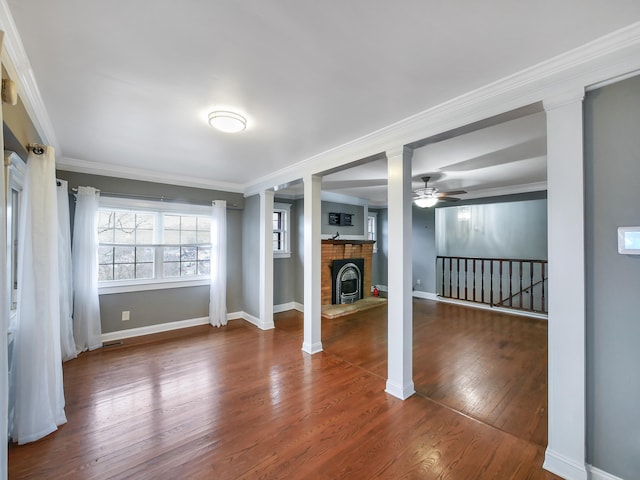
[367,212,378,253]
[273,203,291,258]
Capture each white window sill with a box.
[274,251,291,259]
[99,278,210,295]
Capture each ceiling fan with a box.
[413,176,466,208]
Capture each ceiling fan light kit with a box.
[414,197,439,208]
[208,110,247,133]
[413,175,466,208]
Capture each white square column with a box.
[543,90,588,480]
[302,174,323,354]
[259,189,275,330]
[385,146,415,400]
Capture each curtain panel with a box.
[72,187,102,352]
[209,200,227,327]
[9,147,67,444]
[57,180,76,361]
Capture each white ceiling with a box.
[6,1,640,202]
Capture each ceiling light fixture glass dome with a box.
[208,110,247,133]
[414,197,439,208]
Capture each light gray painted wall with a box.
[412,204,436,293]
[369,208,382,288]
[321,201,365,236]
[56,171,245,334]
[242,194,260,318]
[435,198,547,260]
[294,199,305,305]
[376,208,389,287]
[374,192,547,291]
[273,199,296,306]
[100,286,209,332]
[584,74,640,479]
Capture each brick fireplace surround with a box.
[321,240,375,305]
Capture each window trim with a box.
[273,202,291,259]
[97,197,213,294]
[5,152,25,326]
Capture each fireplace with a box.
[332,258,364,304]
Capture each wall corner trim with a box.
[242,311,275,330]
[273,302,304,313]
[543,448,588,480]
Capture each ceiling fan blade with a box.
[437,190,466,197]
[438,196,461,202]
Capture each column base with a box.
[385,379,415,400]
[301,341,323,355]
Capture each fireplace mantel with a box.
[322,239,375,245]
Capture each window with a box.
[273,203,291,258]
[5,152,25,313]
[97,198,212,292]
[367,212,378,253]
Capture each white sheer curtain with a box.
[209,200,227,327]
[9,147,67,444]
[57,180,76,361]
[0,113,8,477]
[72,187,102,352]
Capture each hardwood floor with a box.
[8,300,559,479]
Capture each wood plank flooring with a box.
[8,299,559,479]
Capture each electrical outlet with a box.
[121,310,130,321]
[416,279,421,286]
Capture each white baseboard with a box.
[273,302,304,313]
[101,316,210,343]
[436,296,548,320]
[412,290,438,300]
[101,310,275,343]
[588,465,625,480]
[543,449,588,480]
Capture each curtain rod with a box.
[69,188,238,208]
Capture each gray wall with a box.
[242,194,260,318]
[273,199,297,305]
[435,197,547,260]
[584,74,640,479]
[369,208,382,289]
[294,199,305,305]
[412,204,436,293]
[321,201,365,236]
[56,171,245,333]
[375,208,389,287]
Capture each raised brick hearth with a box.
[321,240,375,305]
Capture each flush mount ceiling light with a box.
[208,110,247,133]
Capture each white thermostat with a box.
[618,227,640,255]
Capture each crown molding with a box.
[244,21,640,197]
[56,156,244,193]
[458,181,548,201]
[0,0,59,149]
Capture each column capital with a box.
[385,145,413,160]
[543,87,585,112]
